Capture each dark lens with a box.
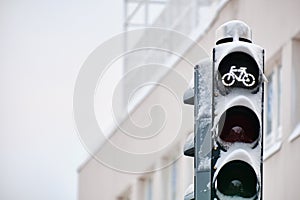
[219,106,259,144]
[218,52,259,89]
[216,160,258,198]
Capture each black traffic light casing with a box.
[211,20,265,200]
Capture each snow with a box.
[194,58,213,172]
[184,132,194,152]
[212,143,262,188]
[212,89,263,131]
[214,41,265,80]
[216,20,252,42]
[215,189,257,200]
[196,58,212,120]
[196,118,212,171]
[212,143,262,200]
[198,156,211,171]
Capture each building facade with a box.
[78,0,300,199]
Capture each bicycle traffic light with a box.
[211,20,264,200]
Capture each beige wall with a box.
[78,41,198,199]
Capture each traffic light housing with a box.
[183,58,212,200]
[211,20,264,200]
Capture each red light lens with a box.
[219,106,259,144]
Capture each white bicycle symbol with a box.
[221,66,255,87]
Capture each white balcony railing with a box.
[123,0,229,113]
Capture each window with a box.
[266,73,273,137]
[146,178,153,200]
[162,162,170,200]
[171,161,177,200]
[161,155,179,200]
[289,39,300,142]
[264,64,282,160]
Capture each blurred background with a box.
[1,0,300,200]
[0,0,122,199]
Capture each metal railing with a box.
[123,0,228,112]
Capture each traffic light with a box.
[211,20,264,200]
[183,132,195,200]
[183,58,212,200]
[183,79,195,200]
